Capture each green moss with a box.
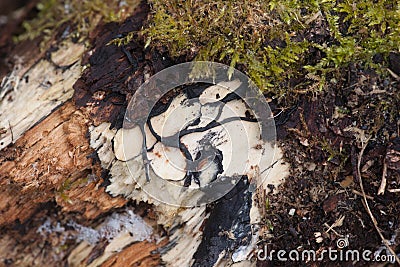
[18,0,400,97]
[56,176,89,204]
[141,0,400,96]
[15,0,140,44]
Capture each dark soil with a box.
[259,67,400,266]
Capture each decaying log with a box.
[0,1,289,266]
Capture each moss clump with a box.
[141,0,400,95]
[15,0,140,43]
[57,176,89,204]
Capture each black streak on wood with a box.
[192,177,252,267]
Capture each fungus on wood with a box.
[0,0,290,266]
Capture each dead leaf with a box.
[361,159,374,172]
[323,194,344,213]
[339,176,354,188]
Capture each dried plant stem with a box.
[354,137,400,265]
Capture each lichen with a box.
[139,0,400,96]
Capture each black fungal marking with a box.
[197,146,224,186]
[184,82,212,99]
[274,102,299,126]
[147,95,176,119]
[219,90,242,103]
[188,117,201,128]
[87,151,101,165]
[145,82,260,186]
[183,144,223,187]
[99,169,112,188]
[121,45,138,69]
[192,177,252,266]
[179,116,257,138]
[139,123,152,183]
[146,118,162,142]
[244,110,254,119]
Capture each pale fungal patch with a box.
[219,98,252,119]
[88,77,290,266]
[197,157,220,186]
[197,103,220,128]
[116,79,280,206]
[260,146,289,193]
[88,122,228,266]
[112,79,274,207]
[161,206,208,267]
[0,41,85,150]
[150,93,201,137]
[107,159,143,197]
[67,209,154,267]
[232,243,256,263]
[113,125,142,161]
[147,142,186,181]
[199,79,242,104]
[215,120,260,177]
[89,122,116,168]
[69,209,153,244]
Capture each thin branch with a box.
[377,161,387,195]
[352,189,374,200]
[354,137,400,265]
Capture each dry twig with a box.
[387,68,400,80]
[377,161,387,195]
[353,137,400,265]
[352,189,374,200]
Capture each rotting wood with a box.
[0,1,172,266]
[100,241,165,267]
[0,41,85,150]
[0,101,127,226]
[0,1,293,266]
[0,1,170,266]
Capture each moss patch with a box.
[141,0,400,96]
[15,0,140,44]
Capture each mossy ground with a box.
[18,0,400,97]
[15,0,140,44]
[141,0,400,97]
